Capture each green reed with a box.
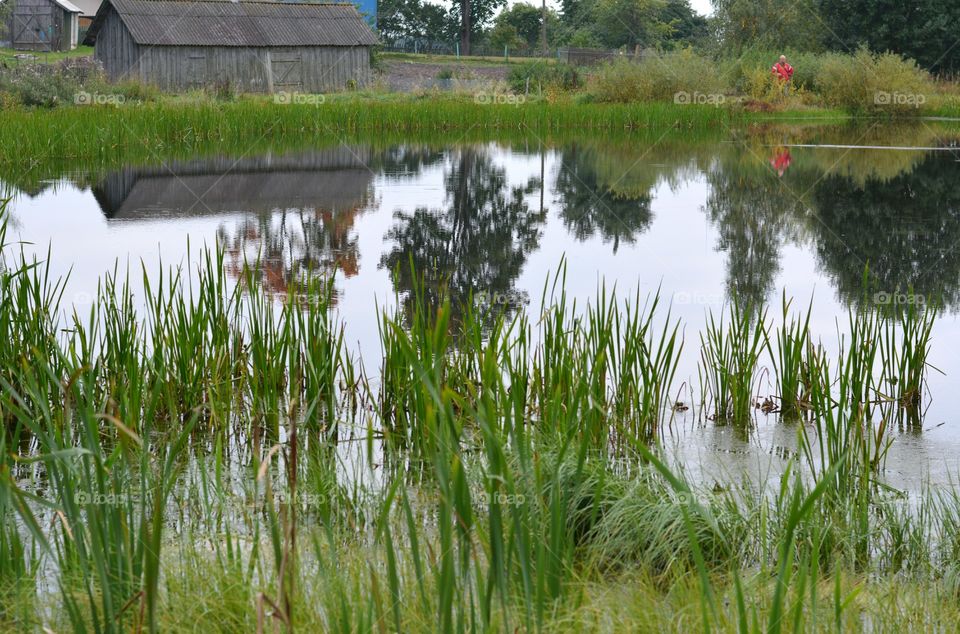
[769,294,813,420]
[700,302,769,425]
[878,298,938,427]
[0,200,957,631]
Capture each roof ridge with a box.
[117,0,359,4]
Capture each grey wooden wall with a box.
[10,0,69,51]
[137,45,372,92]
[93,9,140,81]
[94,13,371,93]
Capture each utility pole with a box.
[460,0,471,56]
[540,0,548,53]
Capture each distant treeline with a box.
[379,0,960,74]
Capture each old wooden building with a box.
[82,0,378,92]
[9,0,81,51]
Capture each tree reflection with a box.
[554,145,654,252]
[220,204,369,306]
[810,153,960,307]
[704,158,806,308]
[380,147,546,322]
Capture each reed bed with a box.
[0,99,742,169]
[0,203,957,632]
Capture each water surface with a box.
[6,121,960,490]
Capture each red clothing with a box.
[770,150,792,176]
[772,62,794,81]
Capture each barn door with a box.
[271,54,303,91]
[186,53,207,89]
[12,5,54,50]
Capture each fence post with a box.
[504,45,508,61]
[456,42,460,58]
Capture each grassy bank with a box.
[0,196,957,632]
[0,97,849,167]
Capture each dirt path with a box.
[380,61,510,92]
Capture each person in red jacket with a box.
[772,55,794,95]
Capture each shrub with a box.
[721,49,823,93]
[815,47,935,114]
[586,49,729,104]
[0,60,161,109]
[507,61,581,94]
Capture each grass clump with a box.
[507,61,582,94]
[586,49,730,104]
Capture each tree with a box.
[450,0,507,54]
[558,0,700,50]
[488,3,559,51]
[491,2,560,49]
[660,0,709,49]
[819,0,960,74]
[377,0,457,44]
[710,0,826,53]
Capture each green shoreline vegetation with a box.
[1,199,959,631]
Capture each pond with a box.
[5,120,960,491]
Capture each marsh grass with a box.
[699,302,769,425]
[0,201,953,631]
[769,294,813,420]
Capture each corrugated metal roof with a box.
[54,0,84,12]
[88,0,379,47]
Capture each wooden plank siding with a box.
[93,8,140,80]
[10,0,64,51]
[93,6,371,92]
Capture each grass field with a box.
[0,45,94,64]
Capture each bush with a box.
[507,61,581,94]
[721,49,824,93]
[0,59,158,108]
[586,49,729,104]
[815,47,935,114]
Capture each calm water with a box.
[5,122,960,490]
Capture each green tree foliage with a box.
[710,0,826,53]
[487,3,560,51]
[819,0,960,74]
[450,0,508,53]
[559,0,706,50]
[378,0,457,43]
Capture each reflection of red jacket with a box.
[772,62,794,81]
[770,150,792,176]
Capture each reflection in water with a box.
[811,153,960,307]
[380,147,546,321]
[70,124,960,314]
[703,160,805,307]
[555,145,654,253]
[90,148,375,303]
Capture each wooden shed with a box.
[82,0,379,92]
[9,0,81,51]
